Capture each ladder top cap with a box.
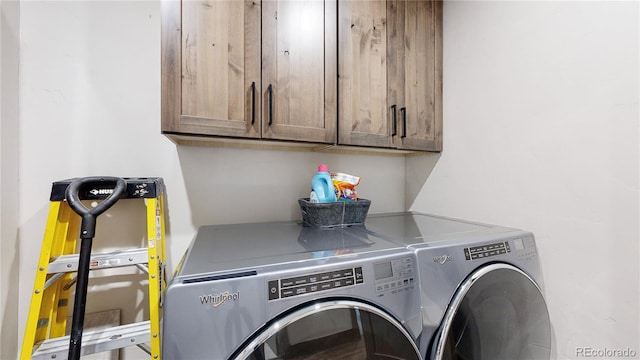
[50,177,165,201]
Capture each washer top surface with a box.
[364,212,522,246]
[178,220,407,278]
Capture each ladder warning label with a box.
[90,259,120,268]
[155,201,162,241]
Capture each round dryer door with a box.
[233,300,421,360]
[433,263,551,360]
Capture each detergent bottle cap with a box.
[317,164,329,172]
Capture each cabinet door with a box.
[162,0,261,138]
[338,0,394,148]
[261,0,337,143]
[389,0,442,151]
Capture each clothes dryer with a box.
[364,212,551,360]
[162,220,423,359]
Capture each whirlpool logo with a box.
[433,255,452,264]
[199,291,240,308]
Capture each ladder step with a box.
[48,248,149,274]
[49,177,165,201]
[31,320,151,360]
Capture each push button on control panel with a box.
[354,267,364,284]
[268,280,279,300]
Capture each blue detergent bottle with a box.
[311,164,336,203]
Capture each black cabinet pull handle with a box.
[391,105,397,136]
[267,84,273,126]
[251,82,256,125]
[400,107,407,138]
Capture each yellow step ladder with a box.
[21,177,167,360]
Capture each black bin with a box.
[298,198,371,228]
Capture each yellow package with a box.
[331,172,361,201]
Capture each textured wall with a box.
[410,1,639,359]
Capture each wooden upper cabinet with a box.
[262,0,337,143]
[338,1,392,148]
[162,0,261,138]
[162,0,440,151]
[391,0,442,151]
[338,0,442,151]
[161,0,336,144]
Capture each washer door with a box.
[432,263,551,360]
[233,300,421,360]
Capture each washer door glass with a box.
[233,300,421,360]
[433,264,551,360]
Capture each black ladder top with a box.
[49,177,165,201]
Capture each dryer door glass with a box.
[433,264,551,360]
[233,300,421,360]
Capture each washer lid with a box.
[364,212,519,246]
[178,221,407,278]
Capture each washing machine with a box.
[364,212,552,360]
[162,220,424,359]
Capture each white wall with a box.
[9,1,406,357]
[1,0,20,358]
[410,1,639,359]
[4,1,638,359]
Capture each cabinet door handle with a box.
[400,107,407,138]
[267,84,273,126]
[391,105,397,136]
[251,81,256,125]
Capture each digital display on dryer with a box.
[374,257,414,296]
[374,262,393,280]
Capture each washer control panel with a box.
[373,257,414,297]
[268,266,364,301]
